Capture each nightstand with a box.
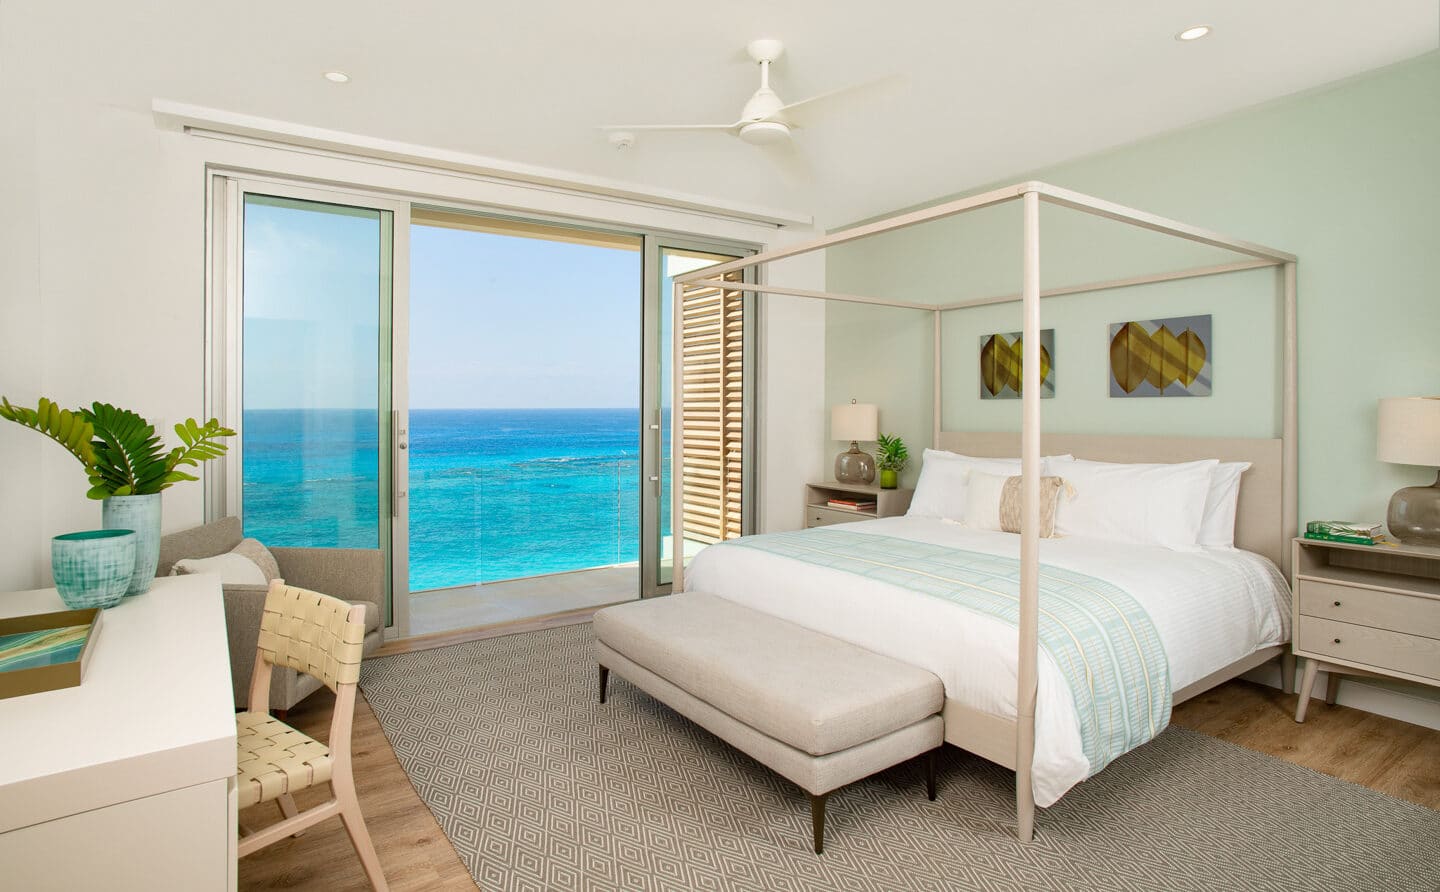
[804,481,913,528]
[1291,537,1440,722]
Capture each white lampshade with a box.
[1377,397,1440,467]
[831,402,878,442]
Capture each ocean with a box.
[242,408,651,591]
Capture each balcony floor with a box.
[408,565,638,637]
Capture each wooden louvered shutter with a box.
[680,270,746,544]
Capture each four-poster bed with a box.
[668,181,1298,842]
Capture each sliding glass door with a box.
[219,181,409,631]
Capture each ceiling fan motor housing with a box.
[738,121,790,145]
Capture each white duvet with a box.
[685,516,1291,806]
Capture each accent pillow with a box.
[907,449,1074,522]
[906,450,1020,521]
[1053,458,1218,550]
[1198,461,1252,549]
[964,471,1068,537]
[171,538,281,585]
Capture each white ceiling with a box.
[11,1,1438,226]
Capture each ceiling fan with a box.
[600,38,888,147]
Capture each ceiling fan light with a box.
[738,121,790,145]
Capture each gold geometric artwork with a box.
[1108,315,1212,397]
[979,330,1055,399]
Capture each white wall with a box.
[758,264,828,533]
[0,45,825,589]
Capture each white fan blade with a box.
[764,75,901,128]
[598,122,742,133]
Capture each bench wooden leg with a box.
[810,793,828,855]
[598,665,609,704]
[924,749,937,801]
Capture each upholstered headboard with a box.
[937,431,1287,569]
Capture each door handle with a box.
[651,411,662,496]
[392,409,407,516]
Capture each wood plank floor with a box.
[238,645,1440,891]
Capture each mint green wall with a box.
[826,53,1440,524]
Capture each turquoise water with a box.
[242,408,651,591]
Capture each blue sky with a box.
[244,198,641,410]
[409,225,639,409]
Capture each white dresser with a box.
[0,575,237,890]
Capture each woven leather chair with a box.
[236,581,387,891]
[157,517,384,714]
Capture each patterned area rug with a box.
[360,623,1440,892]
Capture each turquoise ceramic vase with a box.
[51,529,137,609]
[102,493,161,596]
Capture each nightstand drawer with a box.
[806,506,874,528]
[1297,616,1440,681]
[1297,579,1440,639]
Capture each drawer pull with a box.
[1333,600,1342,607]
[1333,637,1342,644]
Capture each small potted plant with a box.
[1,397,235,597]
[875,433,909,490]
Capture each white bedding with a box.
[685,515,1291,806]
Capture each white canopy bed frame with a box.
[669,180,1298,842]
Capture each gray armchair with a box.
[157,517,384,713]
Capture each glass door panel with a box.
[239,191,399,624]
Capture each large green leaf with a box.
[0,396,96,471]
[81,402,171,499]
[165,417,236,479]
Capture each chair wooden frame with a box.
[237,582,388,891]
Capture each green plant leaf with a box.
[875,432,909,472]
[165,417,235,475]
[82,402,170,497]
[0,396,96,468]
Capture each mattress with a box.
[684,515,1291,806]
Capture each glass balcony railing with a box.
[406,408,640,593]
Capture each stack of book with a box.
[827,498,877,512]
[1304,520,1386,546]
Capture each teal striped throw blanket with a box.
[724,527,1171,776]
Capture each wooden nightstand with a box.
[804,481,913,528]
[1291,537,1440,722]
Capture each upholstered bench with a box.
[593,593,945,853]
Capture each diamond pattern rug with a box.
[360,623,1440,891]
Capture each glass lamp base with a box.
[834,445,876,484]
[1388,472,1440,546]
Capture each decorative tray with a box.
[0,607,103,700]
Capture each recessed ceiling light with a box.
[1176,25,1211,41]
[324,71,350,83]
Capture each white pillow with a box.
[963,470,1011,531]
[1198,461,1252,549]
[171,551,268,585]
[1054,458,1218,550]
[907,449,1073,522]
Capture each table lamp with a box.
[832,399,878,484]
[1377,396,1440,545]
